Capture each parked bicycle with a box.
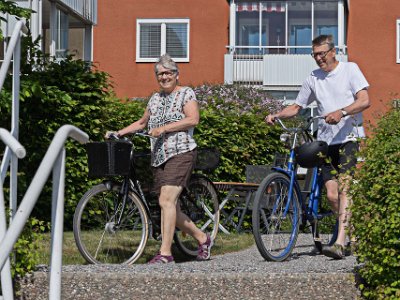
[73,132,220,264]
[252,116,338,262]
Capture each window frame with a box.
[136,18,190,63]
[397,19,400,63]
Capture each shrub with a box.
[194,84,285,182]
[350,108,400,299]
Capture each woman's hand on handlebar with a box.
[105,131,120,140]
[148,126,166,138]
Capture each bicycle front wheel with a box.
[73,183,149,265]
[174,175,220,257]
[252,173,301,262]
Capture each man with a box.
[265,35,370,259]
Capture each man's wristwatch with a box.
[340,109,348,118]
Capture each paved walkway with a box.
[20,234,361,299]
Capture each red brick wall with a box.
[93,0,229,98]
[347,0,400,126]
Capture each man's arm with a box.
[265,104,302,125]
[324,89,370,125]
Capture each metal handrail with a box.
[0,125,89,300]
[0,129,26,300]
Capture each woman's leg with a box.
[158,185,182,256]
[175,202,207,244]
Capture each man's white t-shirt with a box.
[295,61,369,145]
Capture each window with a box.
[397,19,400,63]
[136,19,190,62]
[234,0,343,54]
[288,1,312,54]
[314,1,338,45]
[56,9,69,58]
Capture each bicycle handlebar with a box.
[275,116,325,133]
[106,130,157,141]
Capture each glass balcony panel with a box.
[314,1,338,44]
[288,1,312,54]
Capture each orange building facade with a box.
[346,0,400,122]
[93,0,229,99]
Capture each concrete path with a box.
[19,234,360,299]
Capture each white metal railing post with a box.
[49,148,66,300]
[10,30,21,219]
[0,179,13,300]
[0,129,26,300]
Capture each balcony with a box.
[58,0,97,24]
[224,46,348,90]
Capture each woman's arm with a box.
[149,100,199,137]
[117,110,150,137]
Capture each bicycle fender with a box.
[102,180,118,191]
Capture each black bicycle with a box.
[73,132,220,264]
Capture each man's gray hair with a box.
[312,35,335,49]
[154,54,179,74]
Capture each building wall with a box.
[347,0,400,125]
[93,0,229,98]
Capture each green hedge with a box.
[350,108,400,299]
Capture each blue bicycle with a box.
[252,117,338,262]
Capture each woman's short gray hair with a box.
[154,54,179,74]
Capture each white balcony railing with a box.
[58,0,97,24]
[224,46,348,88]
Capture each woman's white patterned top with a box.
[147,86,197,167]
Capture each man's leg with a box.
[158,185,182,256]
[325,179,339,214]
[336,174,352,247]
[325,177,349,247]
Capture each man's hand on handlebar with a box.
[265,114,277,125]
[324,110,342,125]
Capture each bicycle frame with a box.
[272,117,325,224]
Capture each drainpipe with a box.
[229,0,236,54]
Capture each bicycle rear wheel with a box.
[73,183,149,265]
[174,175,220,257]
[252,173,301,262]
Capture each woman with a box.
[107,54,212,263]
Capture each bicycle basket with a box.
[195,148,220,171]
[86,141,132,177]
[295,140,328,168]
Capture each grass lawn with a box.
[36,232,255,265]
